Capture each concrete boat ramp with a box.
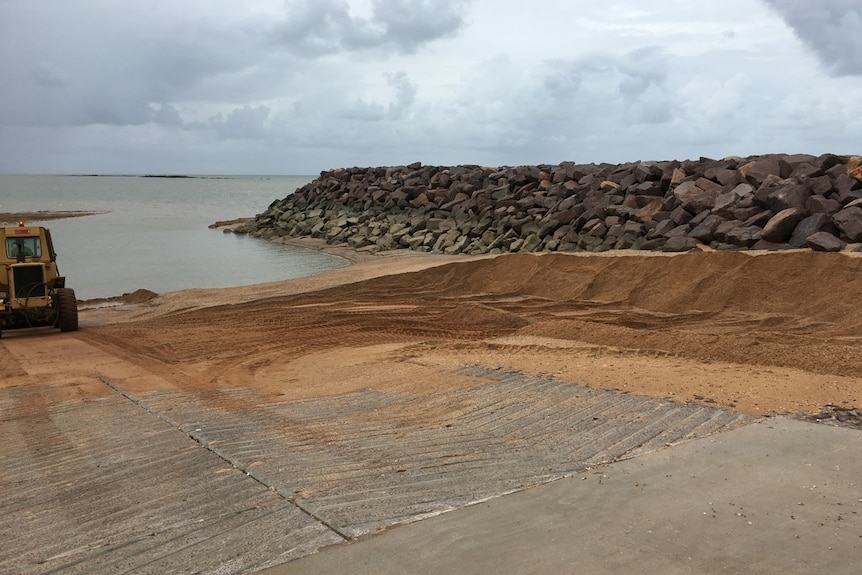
[2,335,860,574]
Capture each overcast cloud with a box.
[0,0,860,174]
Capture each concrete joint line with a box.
[97,375,351,541]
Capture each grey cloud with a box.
[338,100,387,121]
[275,0,473,57]
[617,47,668,100]
[617,47,672,124]
[2,0,859,176]
[82,100,152,127]
[334,71,416,122]
[138,37,251,99]
[33,62,67,88]
[0,1,264,129]
[208,105,271,140]
[150,104,184,127]
[373,0,473,53]
[541,47,672,127]
[386,72,417,119]
[276,0,376,57]
[762,0,862,75]
[544,65,584,101]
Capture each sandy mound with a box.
[390,251,861,325]
[81,289,159,307]
[82,250,862,417]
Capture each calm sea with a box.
[0,175,347,299]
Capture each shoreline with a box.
[78,231,862,311]
[0,211,106,225]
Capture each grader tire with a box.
[56,288,79,332]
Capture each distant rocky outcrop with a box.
[234,154,862,254]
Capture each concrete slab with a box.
[265,417,862,575]
[0,382,342,574]
[115,367,750,540]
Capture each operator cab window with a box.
[6,237,42,258]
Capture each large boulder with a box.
[833,207,862,242]
[741,156,792,184]
[805,232,846,252]
[807,195,842,214]
[766,183,811,212]
[673,182,720,214]
[689,214,723,243]
[723,225,762,247]
[789,213,838,248]
[761,208,807,243]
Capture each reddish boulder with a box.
[761,208,807,243]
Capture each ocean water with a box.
[0,175,347,299]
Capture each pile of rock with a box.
[235,154,862,254]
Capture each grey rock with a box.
[637,238,666,250]
[805,232,846,252]
[671,205,694,225]
[833,207,862,242]
[520,233,543,252]
[767,184,811,212]
[809,175,833,196]
[714,220,744,243]
[807,195,842,214]
[833,173,861,201]
[652,219,677,237]
[238,155,857,257]
[789,214,837,248]
[751,239,792,251]
[662,236,701,252]
[712,191,739,218]
[742,210,774,228]
[689,214,723,242]
[724,225,762,247]
[733,206,766,222]
[666,224,692,238]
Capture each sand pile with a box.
[85,250,862,417]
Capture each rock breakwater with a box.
[235,154,862,254]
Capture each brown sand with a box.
[73,245,862,418]
[0,211,104,225]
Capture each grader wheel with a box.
[56,288,79,332]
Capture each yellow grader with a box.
[0,221,78,337]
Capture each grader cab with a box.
[0,221,78,337]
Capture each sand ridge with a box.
[73,248,862,419]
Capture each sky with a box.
[1,0,860,175]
